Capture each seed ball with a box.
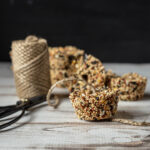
[49,46,84,88]
[75,55,106,88]
[109,73,147,101]
[69,81,119,120]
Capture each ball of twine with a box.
[11,35,51,99]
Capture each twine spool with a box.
[11,35,51,99]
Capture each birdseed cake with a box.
[109,73,147,101]
[69,81,119,120]
[75,54,106,88]
[49,46,84,88]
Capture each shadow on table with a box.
[141,93,150,101]
[114,111,134,120]
[0,112,32,133]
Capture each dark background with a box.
[1,0,150,62]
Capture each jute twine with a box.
[46,77,150,126]
[46,77,75,107]
[11,35,51,99]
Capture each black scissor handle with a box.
[0,95,46,130]
[0,109,25,130]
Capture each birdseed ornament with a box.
[68,54,106,92]
[69,81,119,120]
[49,46,84,88]
[108,73,147,101]
[76,54,106,87]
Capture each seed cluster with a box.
[68,55,106,92]
[76,55,106,87]
[108,73,147,101]
[49,46,147,119]
[49,46,84,88]
[68,55,119,120]
[68,54,147,120]
[48,49,147,120]
[69,81,118,120]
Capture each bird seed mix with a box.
[109,73,147,101]
[49,46,84,88]
[69,81,119,120]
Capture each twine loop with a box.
[46,76,76,108]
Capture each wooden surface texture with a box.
[0,63,150,150]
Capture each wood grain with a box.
[0,63,150,150]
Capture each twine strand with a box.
[46,77,76,107]
[111,118,150,126]
[46,76,96,107]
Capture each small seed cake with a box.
[109,73,147,101]
[49,46,84,88]
[69,81,118,120]
[76,55,106,88]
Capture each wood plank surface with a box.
[0,63,150,150]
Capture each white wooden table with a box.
[0,63,150,150]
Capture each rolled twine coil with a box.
[11,35,51,99]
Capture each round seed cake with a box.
[49,46,84,88]
[76,55,106,87]
[109,73,147,101]
[68,54,106,92]
[69,81,119,120]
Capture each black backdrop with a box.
[1,0,150,62]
